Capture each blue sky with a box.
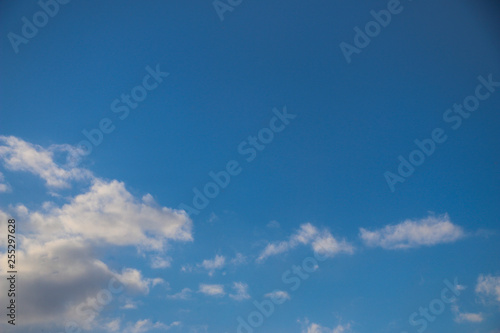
[1,0,500,332]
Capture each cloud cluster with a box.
[0,136,193,331]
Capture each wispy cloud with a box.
[451,305,484,323]
[0,171,11,192]
[300,319,352,333]
[230,253,247,265]
[229,282,250,301]
[105,318,121,332]
[266,220,280,228]
[166,288,193,300]
[123,319,180,333]
[264,290,291,302]
[199,255,226,276]
[359,214,464,249]
[120,299,140,310]
[257,223,354,262]
[150,255,172,269]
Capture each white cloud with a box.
[257,241,290,261]
[123,319,180,333]
[476,274,500,303]
[301,321,351,333]
[264,290,291,302]
[199,284,225,297]
[359,214,464,249]
[199,255,226,276]
[25,179,192,250]
[1,136,193,251]
[257,223,353,262]
[229,282,250,301]
[166,288,193,300]
[312,232,354,257]
[0,135,92,188]
[291,223,319,244]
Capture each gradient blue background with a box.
[1,0,499,332]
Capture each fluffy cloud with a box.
[0,237,161,329]
[0,135,92,188]
[229,282,250,301]
[476,274,500,303]
[199,284,225,297]
[359,214,464,249]
[24,179,192,250]
[257,223,354,262]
